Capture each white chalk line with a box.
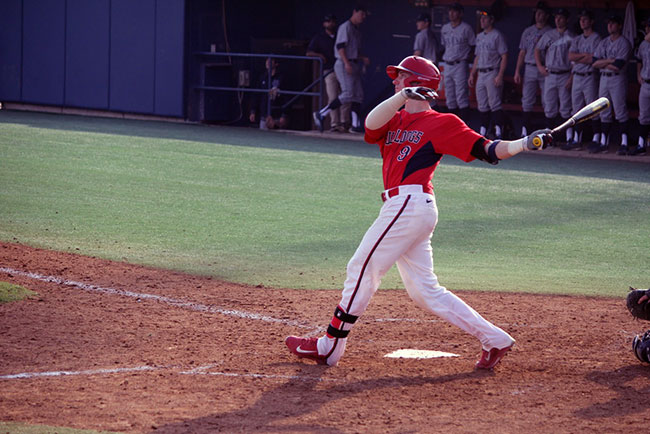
[0,266,535,334]
[0,365,157,379]
[0,364,338,383]
[0,266,323,332]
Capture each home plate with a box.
[384,349,460,359]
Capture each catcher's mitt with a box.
[633,330,650,363]
[626,287,650,321]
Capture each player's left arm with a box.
[495,52,507,87]
[468,56,478,87]
[481,132,552,163]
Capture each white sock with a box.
[621,133,628,146]
[480,126,487,136]
[601,134,607,146]
[566,128,573,142]
[495,125,502,138]
[573,130,579,142]
[351,111,360,128]
[521,126,528,137]
[592,133,600,143]
[639,136,646,147]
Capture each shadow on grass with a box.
[2,110,649,184]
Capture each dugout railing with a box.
[193,51,324,125]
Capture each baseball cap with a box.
[534,1,550,14]
[579,9,594,20]
[607,14,623,25]
[555,8,570,18]
[416,13,431,23]
[449,2,464,12]
[354,3,369,13]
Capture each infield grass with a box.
[0,281,37,303]
[0,110,648,296]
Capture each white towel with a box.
[623,1,637,46]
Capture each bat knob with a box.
[532,136,543,148]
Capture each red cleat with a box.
[475,344,513,370]
[285,336,328,365]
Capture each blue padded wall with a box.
[109,0,156,113]
[65,0,110,109]
[0,0,23,101]
[22,0,66,105]
[0,0,185,116]
[155,0,185,116]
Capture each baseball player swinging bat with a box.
[531,97,610,148]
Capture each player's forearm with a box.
[568,52,584,63]
[592,58,612,69]
[486,138,529,160]
[515,50,525,74]
[498,53,507,77]
[365,92,407,130]
[338,48,350,67]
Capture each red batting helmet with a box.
[386,56,441,93]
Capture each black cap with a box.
[416,13,431,23]
[449,2,464,12]
[579,10,594,20]
[534,1,550,14]
[607,14,623,25]
[354,3,369,13]
[555,8,570,18]
[323,14,336,22]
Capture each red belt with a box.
[381,188,400,202]
[381,185,425,202]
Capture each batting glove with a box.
[526,129,553,150]
[401,87,437,102]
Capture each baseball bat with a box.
[531,97,610,148]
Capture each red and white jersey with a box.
[364,109,487,194]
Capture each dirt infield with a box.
[1,242,648,433]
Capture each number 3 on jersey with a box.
[397,145,411,161]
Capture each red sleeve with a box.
[429,113,484,162]
[364,112,400,144]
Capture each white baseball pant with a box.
[317,185,515,366]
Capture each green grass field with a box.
[1,110,648,296]
[0,281,37,303]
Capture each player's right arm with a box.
[365,92,407,130]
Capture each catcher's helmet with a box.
[633,330,650,363]
[386,56,441,94]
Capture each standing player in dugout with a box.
[286,56,554,370]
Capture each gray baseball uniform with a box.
[570,32,601,116]
[594,35,631,123]
[334,19,364,105]
[537,28,575,119]
[475,28,508,112]
[519,24,552,112]
[414,28,438,63]
[441,21,475,110]
[638,39,650,125]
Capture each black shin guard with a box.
[326,305,358,339]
